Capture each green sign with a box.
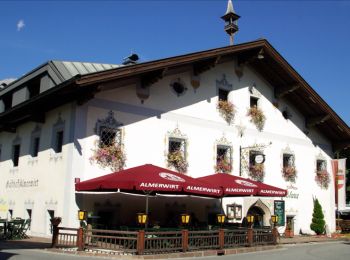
[274,200,285,226]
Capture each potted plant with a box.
[167,150,188,173]
[282,166,297,182]
[217,100,235,125]
[90,142,126,171]
[315,170,330,189]
[215,157,232,173]
[247,106,266,131]
[249,163,264,182]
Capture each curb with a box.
[46,245,282,259]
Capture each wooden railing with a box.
[224,229,249,247]
[253,228,274,245]
[84,229,138,253]
[56,227,79,248]
[188,230,220,250]
[52,226,278,255]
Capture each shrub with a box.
[310,198,325,235]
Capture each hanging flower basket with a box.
[247,106,266,131]
[249,163,264,182]
[217,100,235,125]
[315,170,330,189]
[215,157,232,173]
[167,150,188,173]
[90,143,126,171]
[282,166,297,182]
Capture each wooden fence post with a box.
[247,228,253,247]
[219,229,225,249]
[50,217,61,248]
[182,229,189,252]
[51,226,59,248]
[272,227,278,245]
[77,227,84,251]
[137,230,145,255]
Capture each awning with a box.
[75,164,223,198]
[197,173,287,197]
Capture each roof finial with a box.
[226,0,235,15]
[221,0,240,45]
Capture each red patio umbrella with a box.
[76,164,223,197]
[76,164,223,227]
[197,173,287,197]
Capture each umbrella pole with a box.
[220,197,223,214]
[145,193,149,230]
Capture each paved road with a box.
[181,241,350,260]
[0,241,349,260]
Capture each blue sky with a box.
[0,0,349,125]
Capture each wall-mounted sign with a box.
[227,204,242,220]
[255,154,265,164]
[274,200,285,226]
[6,179,39,188]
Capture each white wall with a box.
[0,59,335,236]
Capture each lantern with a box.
[247,214,254,226]
[271,215,278,225]
[137,213,148,225]
[181,214,190,225]
[217,214,226,226]
[271,215,279,228]
[78,210,87,221]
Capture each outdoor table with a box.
[0,219,7,238]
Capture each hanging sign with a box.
[274,200,285,226]
[255,154,265,164]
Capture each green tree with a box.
[310,198,325,235]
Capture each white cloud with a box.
[17,19,25,31]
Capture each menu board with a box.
[274,200,285,226]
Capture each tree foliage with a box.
[310,198,325,235]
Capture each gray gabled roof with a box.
[0,61,120,95]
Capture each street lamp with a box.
[137,213,148,227]
[181,213,191,226]
[271,215,278,227]
[247,214,254,227]
[217,214,226,227]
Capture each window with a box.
[283,154,294,168]
[26,209,32,230]
[47,210,55,234]
[8,209,13,219]
[54,131,64,153]
[216,145,232,173]
[31,137,40,157]
[99,127,120,147]
[316,160,326,172]
[249,150,260,166]
[13,144,20,167]
[250,96,259,108]
[218,88,229,101]
[169,138,184,154]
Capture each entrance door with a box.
[247,206,265,228]
[286,216,294,232]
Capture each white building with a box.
[0,3,349,238]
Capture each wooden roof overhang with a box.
[0,39,349,151]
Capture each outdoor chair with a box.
[19,219,31,239]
